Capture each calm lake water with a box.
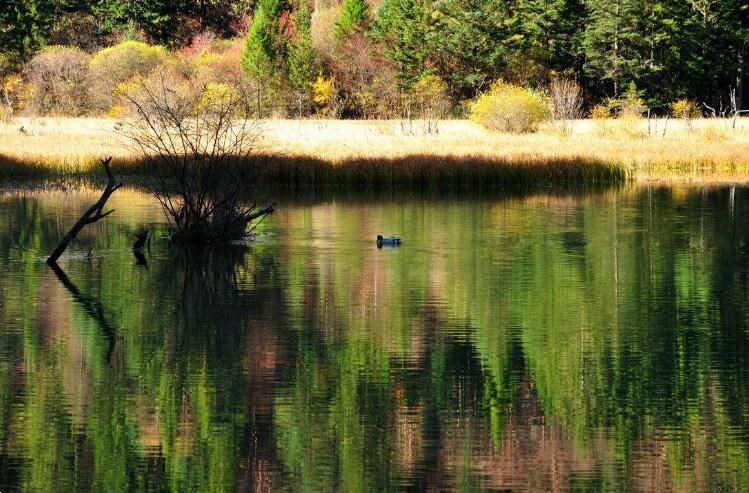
[0,185,748,492]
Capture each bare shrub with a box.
[329,33,397,118]
[25,46,91,116]
[550,78,583,134]
[188,38,247,87]
[115,68,274,243]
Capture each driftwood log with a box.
[47,157,122,265]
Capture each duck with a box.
[377,235,401,247]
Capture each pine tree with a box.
[372,0,433,87]
[333,0,369,41]
[242,0,282,79]
[287,1,319,91]
[583,0,646,96]
[0,0,51,62]
[428,0,510,98]
[513,0,586,83]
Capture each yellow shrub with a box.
[88,41,172,112]
[106,104,126,118]
[312,75,336,106]
[671,99,701,119]
[470,81,550,133]
[90,40,170,69]
[198,83,240,112]
[409,74,450,119]
[590,104,611,120]
[1,73,25,121]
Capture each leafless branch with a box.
[47,157,122,264]
[115,68,273,243]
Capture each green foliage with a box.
[0,0,52,62]
[471,81,551,133]
[94,0,248,45]
[333,0,370,41]
[287,2,319,92]
[372,0,439,90]
[241,0,282,79]
[583,0,646,96]
[427,0,509,98]
[0,0,749,113]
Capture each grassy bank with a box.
[0,152,627,191]
[2,118,749,187]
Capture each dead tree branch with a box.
[47,157,123,265]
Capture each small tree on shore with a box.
[550,78,583,134]
[116,68,275,243]
[671,98,701,131]
[408,74,450,133]
[287,2,319,118]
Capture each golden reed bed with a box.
[2,117,749,184]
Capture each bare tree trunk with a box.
[737,41,747,111]
[47,157,122,265]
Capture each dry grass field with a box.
[2,117,749,183]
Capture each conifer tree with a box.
[287,2,319,92]
[372,0,432,87]
[333,0,369,41]
[583,0,645,96]
[428,0,510,98]
[0,0,50,62]
[242,0,282,79]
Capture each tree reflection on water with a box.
[0,187,747,491]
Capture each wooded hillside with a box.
[1,0,748,114]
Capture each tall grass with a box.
[3,117,749,187]
[256,154,628,190]
[0,152,628,190]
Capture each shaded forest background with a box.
[1,0,749,116]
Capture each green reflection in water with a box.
[0,187,747,491]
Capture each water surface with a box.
[0,186,747,491]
